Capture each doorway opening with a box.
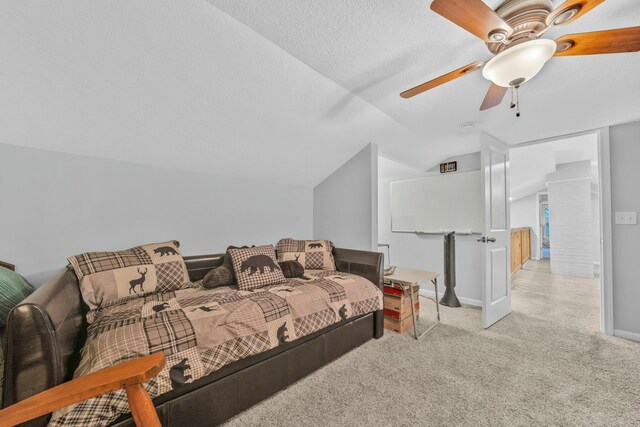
[540,197,550,259]
[509,131,604,332]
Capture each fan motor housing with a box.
[487,0,554,54]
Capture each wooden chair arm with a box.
[0,352,165,427]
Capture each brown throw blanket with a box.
[49,271,382,426]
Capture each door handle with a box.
[477,236,497,243]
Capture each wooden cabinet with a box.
[510,231,521,274]
[520,228,530,263]
[510,227,531,275]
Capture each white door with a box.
[480,133,511,328]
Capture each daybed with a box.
[2,246,383,426]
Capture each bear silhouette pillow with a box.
[228,245,286,291]
[67,240,192,323]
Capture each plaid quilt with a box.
[48,272,382,426]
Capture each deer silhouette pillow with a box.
[228,245,286,291]
[276,238,336,271]
[67,240,192,323]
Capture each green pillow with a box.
[0,267,34,329]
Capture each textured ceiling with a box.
[0,0,430,187]
[1,1,638,187]
[209,0,640,153]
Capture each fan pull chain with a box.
[512,85,521,118]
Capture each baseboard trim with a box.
[613,329,640,343]
[419,289,482,307]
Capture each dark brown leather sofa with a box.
[2,248,384,426]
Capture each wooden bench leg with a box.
[125,383,161,427]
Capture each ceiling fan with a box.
[400,0,640,116]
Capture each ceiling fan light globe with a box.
[482,39,557,87]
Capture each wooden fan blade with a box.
[430,0,513,42]
[400,61,484,99]
[480,84,508,111]
[546,0,605,27]
[554,27,640,56]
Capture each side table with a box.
[383,267,441,339]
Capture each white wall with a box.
[0,143,313,286]
[378,153,482,305]
[313,143,378,251]
[547,161,594,277]
[510,193,539,260]
[609,121,640,338]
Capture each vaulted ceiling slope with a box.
[2,2,639,188]
[0,0,441,187]
[209,0,640,147]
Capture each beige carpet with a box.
[225,260,640,426]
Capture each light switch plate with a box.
[615,212,637,225]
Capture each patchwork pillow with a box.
[228,245,285,291]
[276,238,336,270]
[67,241,191,321]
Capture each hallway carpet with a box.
[225,261,640,426]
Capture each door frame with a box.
[508,127,613,335]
